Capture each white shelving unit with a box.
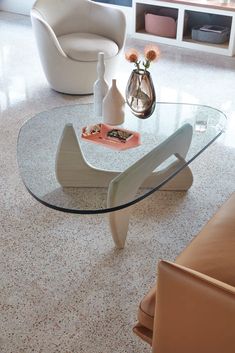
[132,0,235,56]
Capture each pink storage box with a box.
[145,13,177,38]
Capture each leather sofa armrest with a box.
[153,260,235,353]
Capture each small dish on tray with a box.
[81,123,141,150]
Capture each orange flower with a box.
[125,48,139,63]
[125,45,160,73]
[144,45,160,62]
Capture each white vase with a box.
[93,52,109,117]
[103,79,125,125]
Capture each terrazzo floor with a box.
[1,11,235,353]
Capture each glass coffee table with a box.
[17,103,226,248]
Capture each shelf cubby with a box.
[132,0,235,56]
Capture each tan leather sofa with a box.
[134,192,235,353]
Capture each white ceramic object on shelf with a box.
[102,79,125,125]
[93,52,109,117]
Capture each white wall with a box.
[0,0,133,34]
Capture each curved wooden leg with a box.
[108,124,193,248]
[109,207,132,249]
[55,124,119,187]
[55,123,193,249]
[56,124,193,190]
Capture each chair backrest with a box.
[32,0,126,50]
[32,0,92,36]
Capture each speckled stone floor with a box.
[0,11,235,353]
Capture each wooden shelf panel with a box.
[136,28,177,40]
[155,0,235,12]
[183,35,230,49]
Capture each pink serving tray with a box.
[81,123,141,151]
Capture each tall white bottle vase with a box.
[93,52,109,117]
[103,79,125,126]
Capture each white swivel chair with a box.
[31,0,126,94]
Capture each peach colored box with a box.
[145,13,177,38]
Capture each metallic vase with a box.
[125,69,156,119]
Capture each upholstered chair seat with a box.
[57,33,119,62]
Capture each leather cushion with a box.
[58,32,119,62]
[134,192,235,344]
[153,261,235,353]
[176,192,235,286]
